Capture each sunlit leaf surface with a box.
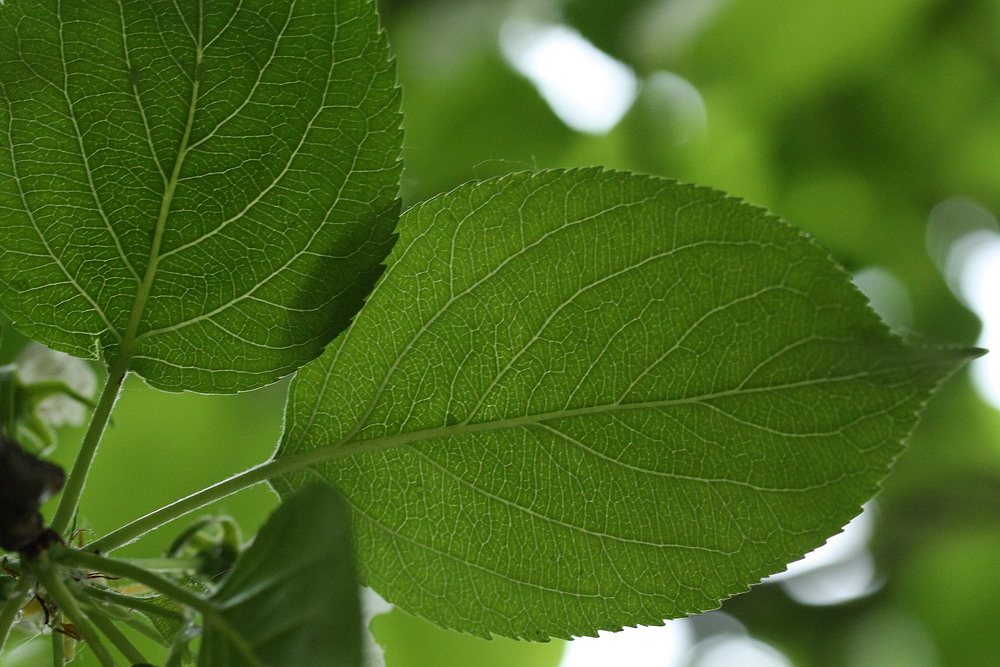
[275,169,974,639]
[0,0,401,392]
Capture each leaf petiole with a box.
[0,577,32,652]
[85,439,380,554]
[51,546,261,667]
[113,557,204,573]
[52,547,202,616]
[49,359,128,537]
[81,601,149,665]
[51,621,64,666]
[29,554,119,667]
[82,586,184,624]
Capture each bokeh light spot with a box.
[956,233,1000,409]
[687,635,793,667]
[501,21,638,135]
[558,622,691,667]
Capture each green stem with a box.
[115,557,204,573]
[83,603,148,665]
[51,548,201,620]
[87,437,381,554]
[82,587,185,623]
[50,546,261,667]
[23,379,99,410]
[0,577,32,653]
[30,556,119,667]
[50,361,128,537]
[87,460,281,554]
[51,623,65,666]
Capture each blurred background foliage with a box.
[3,0,999,665]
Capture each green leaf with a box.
[137,594,186,649]
[273,169,976,640]
[200,483,362,667]
[0,0,401,392]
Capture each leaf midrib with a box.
[285,363,923,466]
[113,27,205,371]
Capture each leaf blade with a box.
[200,483,363,667]
[0,0,401,392]
[275,169,974,639]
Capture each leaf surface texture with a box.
[0,0,401,391]
[281,169,970,638]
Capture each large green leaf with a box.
[272,169,973,639]
[0,0,401,392]
[200,483,362,667]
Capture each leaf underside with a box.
[274,169,974,640]
[200,483,362,667]
[0,0,401,392]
